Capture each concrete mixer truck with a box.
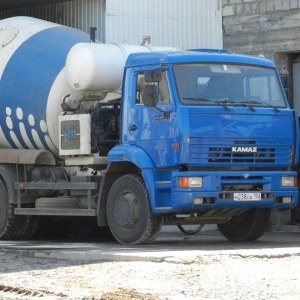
[0,16,298,245]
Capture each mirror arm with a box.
[155,106,170,119]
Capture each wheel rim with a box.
[114,192,139,229]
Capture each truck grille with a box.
[190,139,291,165]
[208,147,275,163]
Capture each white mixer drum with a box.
[0,16,89,154]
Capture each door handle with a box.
[128,125,138,131]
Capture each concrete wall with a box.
[222,0,300,108]
[222,0,300,55]
[222,0,300,75]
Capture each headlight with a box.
[281,176,295,187]
[178,177,203,188]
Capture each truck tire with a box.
[217,208,271,241]
[0,183,39,240]
[0,183,17,239]
[18,214,39,240]
[107,174,163,245]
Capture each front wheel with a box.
[107,174,163,245]
[217,208,270,241]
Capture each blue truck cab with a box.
[104,49,299,244]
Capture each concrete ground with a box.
[1,226,300,299]
[0,225,300,262]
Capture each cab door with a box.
[124,68,178,167]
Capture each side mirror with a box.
[143,85,157,107]
[144,69,162,82]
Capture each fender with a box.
[106,144,166,213]
[108,144,155,169]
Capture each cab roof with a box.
[125,49,275,69]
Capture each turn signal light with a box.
[178,177,203,188]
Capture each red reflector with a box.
[172,143,180,149]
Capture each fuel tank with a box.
[0,16,175,155]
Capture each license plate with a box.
[233,193,261,201]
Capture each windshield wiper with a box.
[235,101,256,112]
[182,97,230,110]
[238,100,280,113]
[216,98,236,110]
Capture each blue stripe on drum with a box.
[0,26,89,150]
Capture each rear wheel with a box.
[107,174,163,245]
[217,208,270,241]
[0,183,16,239]
[0,183,38,240]
[18,208,39,239]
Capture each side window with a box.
[135,70,170,105]
[136,73,146,104]
[158,71,170,103]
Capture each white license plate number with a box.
[233,193,261,201]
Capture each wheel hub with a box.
[114,193,138,228]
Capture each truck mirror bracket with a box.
[144,69,162,82]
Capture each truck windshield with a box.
[173,63,286,108]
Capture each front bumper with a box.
[154,170,298,213]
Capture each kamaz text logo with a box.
[231,146,258,153]
[63,126,77,139]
